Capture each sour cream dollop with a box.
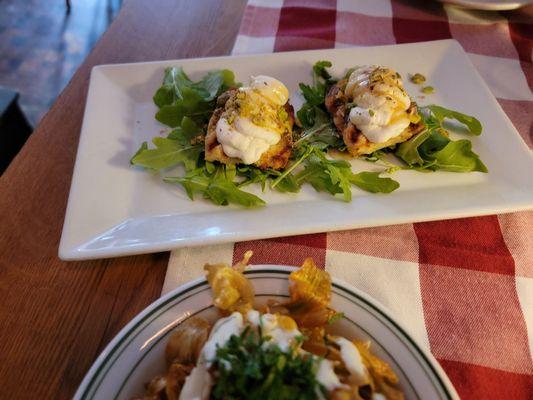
[215,75,289,164]
[246,310,301,352]
[346,65,411,144]
[334,337,368,385]
[316,359,348,392]
[179,312,243,400]
[178,362,212,400]
[202,312,243,366]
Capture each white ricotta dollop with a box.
[334,337,368,385]
[346,66,411,144]
[250,75,289,105]
[216,116,281,164]
[215,75,289,164]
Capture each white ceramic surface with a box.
[59,39,533,260]
[439,0,533,10]
[74,266,459,400]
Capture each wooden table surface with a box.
[0,0,246,397]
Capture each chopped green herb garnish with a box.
[327,312,345,325]
[410,73,426,85]
[421,86,435,94]
[212,327,325,400]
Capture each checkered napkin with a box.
[164,1,533,398]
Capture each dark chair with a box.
[0,87,33,175]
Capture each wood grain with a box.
[0,0,246,398]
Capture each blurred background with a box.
[0,0,123,173]
[0,0,122,127]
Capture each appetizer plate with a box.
[74,266,458,400]
[59,39,533,260]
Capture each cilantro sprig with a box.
[211,327,325,400]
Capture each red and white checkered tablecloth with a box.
[164,1,533,399]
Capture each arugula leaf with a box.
[208,178,266,207]
[130,141,148,165]
[431,140,488,172]
[165,172,210,200]
[299,83,324,106]
[313,60,333,82]
[417,130,450,159]
[296,60,336,129]
[296,162,342,196]
[349,171,400,193]
[131,137,202,171]
[198,69,238,101]
[165,165,266,207]
[295,108,343,150]
[155,88,213,127]
[295,103,316,128]
[423,105,482,136]
[273,173,300,193]
[154,67,237,105]
[396,119,487,173]
[155,105,182,128]
[167,116,203,140]
[152,67,190,107]
[132,117,204,171]
[153,86,175,109]
[296,151,353,201]
[295,148,400,199]
[237,165,301,194]
[153,67,237,127]
[237,165,271,190]
[396,130,437,166]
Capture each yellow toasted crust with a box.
[205,89,294,170]
[325,80,424,157]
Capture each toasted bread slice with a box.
[205,89,294,170]
[325,80,424,157]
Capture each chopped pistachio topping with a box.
[368,109,375,116]
[422,86,435,94]
[410,73,426,85]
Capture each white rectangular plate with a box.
[59,40,533,260]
